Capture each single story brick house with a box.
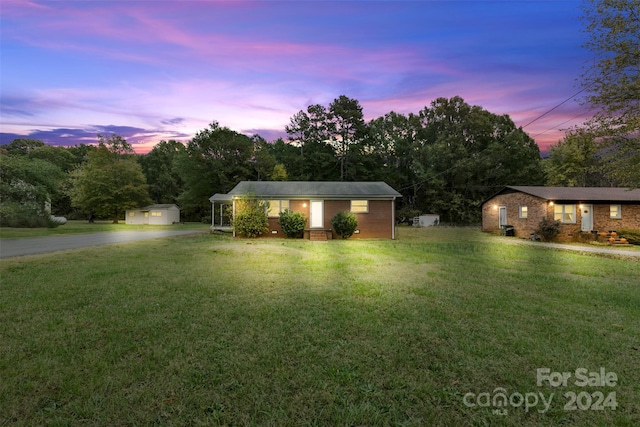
[482,186,640,238]
[210,181,402,239]
[126,204,180,225]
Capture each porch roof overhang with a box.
[209,193,233,203]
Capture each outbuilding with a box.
[125,204,180,225]
[210,181,402,239]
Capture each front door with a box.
[310,200,324,228]
[581,204,593,232]
[498,206,507,228]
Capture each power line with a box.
[530,107,596,139]
[522,86,590,129]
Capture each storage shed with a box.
[126,204,180,225]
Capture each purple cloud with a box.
[1,0,592,155]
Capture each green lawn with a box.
[1,228,638,426]
[0,220,210,239]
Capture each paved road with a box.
[0,230,205,259]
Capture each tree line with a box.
[0,95,542,226]
[1,91,636,228]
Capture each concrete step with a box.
[310,230,328,241]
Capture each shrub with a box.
[0,202,59,228]
[233,198,269,237]
[534,217,561,242]
[331,211,358,239]
[618,228,640,245]
[278,209,306,238]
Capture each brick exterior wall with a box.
[244,198,396,239]
[482,193,547,238]
[591,204,640,232]
[265,199,309,237]
[482,192,640,238]
[321,200,394,239]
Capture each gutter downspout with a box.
[392,197,396,240]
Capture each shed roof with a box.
[138,204,180,210]
[495,186,640,203]
[210,181,401,202]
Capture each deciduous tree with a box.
[578,0,640,187]
[580,0,639,137]
[175,122,253,220]
[140,140,185,204]
[69,135,151,223]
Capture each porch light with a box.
[302,202,307,208]
[493,204,498,210]
[548,201,554,206]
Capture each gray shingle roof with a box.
[139,204,179,210]
[505,186,640,202]
[210,181,401,202]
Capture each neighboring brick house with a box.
[210,181,402,239]
[482,186,640,238]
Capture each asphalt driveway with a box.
[0,230,205,259]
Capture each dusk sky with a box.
[1,0,593,154]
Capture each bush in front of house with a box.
[618,229,640,245]
[331,211,358,239]
[534,217,561,242]
[233,198,269,238]
[278,209,306,238]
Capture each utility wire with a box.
[522,86,590,129]
[530,107,596,139]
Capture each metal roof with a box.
[138,204,179,210]
[503,186,640,202]
[210,181,402,202]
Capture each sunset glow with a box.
[1,1,591,153]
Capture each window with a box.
[610,205,621,219]
[519,206,528,219]
[151,211,162,217]
[554,204,576,223]
[350,200,369,213]
[128,211,135,217]
[267,200,289,217]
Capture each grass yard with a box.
[1,227,638,426]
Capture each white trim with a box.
[610,204,622,219]
[310,200,324,228]
[350,200,369,213]
[498,206,507,227]
[519,205,528,219]
[554,204,576,224]
[580,204,593,232]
